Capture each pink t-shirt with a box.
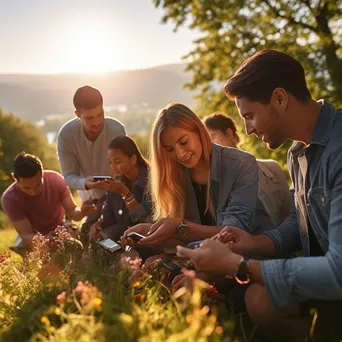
[1,170,71,235]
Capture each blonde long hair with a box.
[150,103,213,220]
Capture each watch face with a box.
[177,223,188,236]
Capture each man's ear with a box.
[272,88,288,112]
[225,128,234,137]
[75,110,80,118]
[11,172,17,182]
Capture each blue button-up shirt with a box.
[184,143,274,234]
[262,100,342,308]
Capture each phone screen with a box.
[98,238,122,253]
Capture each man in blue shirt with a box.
[177,49,342,340]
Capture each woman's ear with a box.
[130,154,138,165]
[11,172,16,181]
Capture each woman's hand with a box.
[104,178,129,195]
[121,223,152,246]
[176,239,241,277]
[137,218,181,246]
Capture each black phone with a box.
[126,232,145,242]
[158,258,196,272]
[187,240,203,249]
[93,176,112,182]
[97,238,123,254]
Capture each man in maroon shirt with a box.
[1,152,96,248]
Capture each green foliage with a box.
[154,0,342,106]
[0,109,60,202]
[154,0,342,170]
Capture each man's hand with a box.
[85,177,111,190]
[176,239,241,277]
[80,199,97,216]
[136,218,180,246]
[121,223,152,246]
[172,270,197,292]
[104,178,128,195]
[212,226,256,255]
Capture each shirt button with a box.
[306,203,310,207]
[118,210,123,215]
[301,233,306,238]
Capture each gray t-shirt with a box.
[57,116,125,200]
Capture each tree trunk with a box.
[315,4,342,103]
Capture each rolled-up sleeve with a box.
[261,179,342,308]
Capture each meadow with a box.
[0,228,239,342]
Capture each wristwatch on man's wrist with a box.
[176,219,188,236]
[225,255,251,284]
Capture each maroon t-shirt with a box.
[1,170,71,235]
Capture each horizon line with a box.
[0,61,188,76]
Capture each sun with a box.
[56,23,122,73]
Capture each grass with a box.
[0,228,17,253]
[0,229,234,342]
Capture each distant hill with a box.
[0,63,194,122]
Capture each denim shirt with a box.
[262,100,342,308]
[184,144,274,234]
[102,167,150,240]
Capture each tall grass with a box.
[0,229,233,342]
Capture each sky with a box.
[0,0,199,74]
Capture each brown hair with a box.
[108,136,149,169]
[224,49,311,104]
[203,112,240,144]
[73,85,103,112]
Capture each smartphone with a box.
[187,240,203,249]
[158,258,184,272]
[126,232,145,242]
[93,176,112,182]
[97,238,123,253]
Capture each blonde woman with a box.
[123,103,274,246]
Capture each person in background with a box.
[203,112,291,227]
[89,136,151,242]
[57,85,126,227]
[1,152,95,252]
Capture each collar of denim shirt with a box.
[290,99,336,155]
[210,143,224,183]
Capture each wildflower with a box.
[205,284,219,298]
[134,293,145,302]
[91,297,102,311]
[56,291,67,305]
[215,326,223,334]
[119,313,133,325]
[0,250,11,264]
[133,281,141,288]
[40,316,50,325]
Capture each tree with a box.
[0,109,60,199]
[154,0,342,172]
[154,0,342,105]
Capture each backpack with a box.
[257,159,291,227]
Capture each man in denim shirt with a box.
[177,50,342,340]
